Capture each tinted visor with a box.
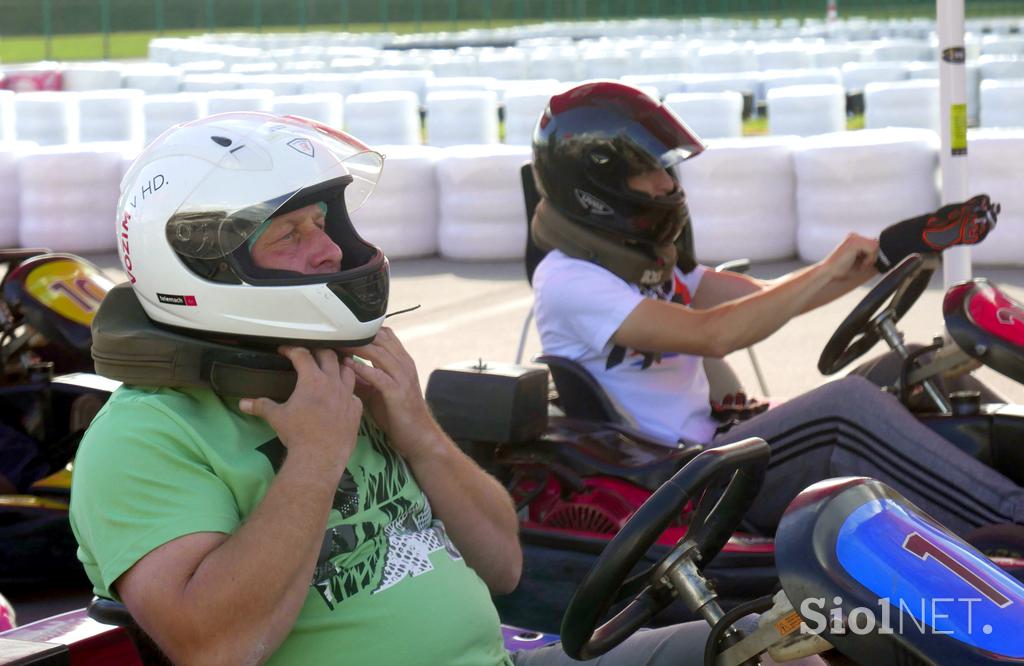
[541,80,705,169]
[618,190,688,245]
[165,114,383,261]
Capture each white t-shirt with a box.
[532,249,718,446]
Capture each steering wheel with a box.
[818,254,935,376]
[559,437,771,660]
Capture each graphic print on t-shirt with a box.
[256,418,463,611]
[606,275,692,371]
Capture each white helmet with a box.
[116,112,388,345]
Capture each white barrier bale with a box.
[237,74,302,96]
[141,93,206,147]
[61,62,123,91]
[436,144,531,260]
[425,90,499,147]
[270,93,344,128]
[121,66,182,94]
[205,89,274,115]
[868,39,934,62]
[478,49,530,80]
[793,128,939,262]
[503,90,555,145]
[663,91,743,140]
[581,49,633,80]
[77,89,144,146]
[0,90,14,143]
[694,46,756,74]
[526,48,580,82]
[0,148,20,246]
[980,80,1024,129]
[978,55,1024,81]
[345,91,421,147]
[17,145,130,252]
[676,136,797,263]
[638,48,689,75]
[180,73,242,92]
[355,144,441,258]
[754,46,812,71]
[864,79,940,131]
[760,67,842,101]
[841,61,909,92]
[14,92,78,146]
[809,45,863,69]
[967,129,1024,265]
[683,73,761,100]
[425,77,498,95]
[299,73,362,97]
[358,69,433,103]
[767,84,846,137]
[907,61,981,124]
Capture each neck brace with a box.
[91,284,298,402]
[531,198,682,286]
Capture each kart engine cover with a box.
[776,477,1024,665]
[425,360,549,445]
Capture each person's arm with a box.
[340,328,522,594]
[115,347,364,666]
[616,233,878,358]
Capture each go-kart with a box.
[3,437,1022,666]
[0,249,116,588]
[425,252,1024,633]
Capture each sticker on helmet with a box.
[574,188,613,216]
[288,138,315,157]
[157,293,198,307]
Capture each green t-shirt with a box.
[70,385,512,666]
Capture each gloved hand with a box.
[876,194,1000,272]
[710,392,769,423]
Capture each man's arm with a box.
[616,234,878,358]
[341,328,522,594]
[116,347,364,666]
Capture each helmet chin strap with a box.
[531,198,679,286]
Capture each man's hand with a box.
[339,328,437,465]
[877,194,1000,271]
[822,233,879,283]
[239,346,363,476]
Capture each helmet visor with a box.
[544,80,706,170]
[166,113,383,260]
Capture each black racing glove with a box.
[876,194,1000,272]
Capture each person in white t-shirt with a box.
[530,81,1024,537]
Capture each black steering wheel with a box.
[559,437,771,660]
[818,253,935,376]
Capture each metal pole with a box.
[205,0,215,31]
[155,0,165,35]
[101,0,111,60]
[42,0,53,60]
[450,0,458,30]
[341,0,349,31]
[414,0,422,32]
[380,0,388,31]
[254,0,262,32]
[937,0,972,286]
[299,0,307,31]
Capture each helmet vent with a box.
[211,136,232,147]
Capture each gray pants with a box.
[511,617,827,666]
[715,375,1024,536]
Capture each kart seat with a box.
[536,354,629,426]
[86,597,172,665]
[498,418,703,493]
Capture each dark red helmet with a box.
[531,81,705,247]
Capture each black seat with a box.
[535,354,628,427]
[87,597,172,665]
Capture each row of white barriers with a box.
[0,127,1021,266]
[1,76,1022,152]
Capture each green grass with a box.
[2,3,1022,64]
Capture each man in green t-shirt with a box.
[71,113,825,666]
